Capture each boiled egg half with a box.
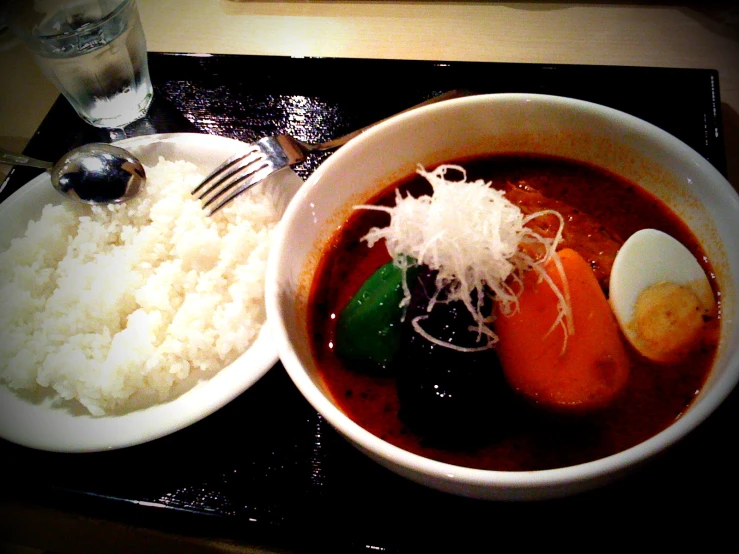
[609,228,716,362]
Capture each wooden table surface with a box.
[1,1,738,552]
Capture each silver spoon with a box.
[0,143,146,204]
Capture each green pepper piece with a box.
[335,261,417,374]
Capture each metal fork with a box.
[192,90,472,215]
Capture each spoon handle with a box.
[0,149,53,170]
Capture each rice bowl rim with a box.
[266,92,739,500]
[0,133,298,453]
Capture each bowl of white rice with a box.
[0,133,303,452]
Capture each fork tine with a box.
[194,151,265,202]
[192,144,262,197]
[195,136,293,215]
[203,161,276,216]
[200,156,270,208]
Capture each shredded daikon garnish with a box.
[358,164,573,351]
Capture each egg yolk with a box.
[629,281,706,362]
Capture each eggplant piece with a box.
[396,268,509,447]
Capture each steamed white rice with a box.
[0,157,280,416]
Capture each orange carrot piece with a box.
[495,248,629,412]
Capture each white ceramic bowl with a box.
[265,93,739,500]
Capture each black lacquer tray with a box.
[2,54,735,551]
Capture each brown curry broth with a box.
[308,154,718,471]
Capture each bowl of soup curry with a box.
[265,93,739,500]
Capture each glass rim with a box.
[7,0,134,42]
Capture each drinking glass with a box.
[7,0,153,129]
